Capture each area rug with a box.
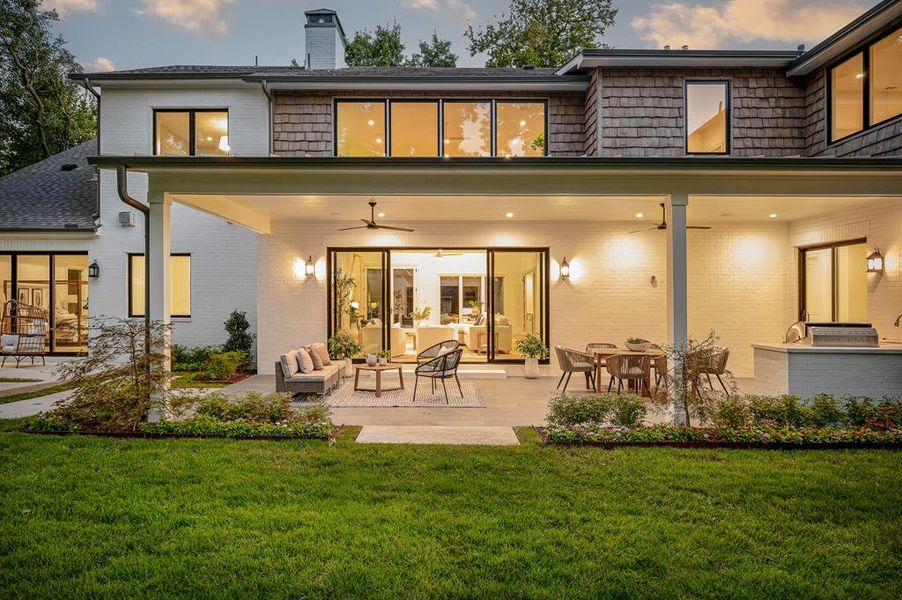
[326,376,485,408]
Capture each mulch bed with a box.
[533,427,900,450]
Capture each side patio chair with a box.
[554,346,595,394]
[413,347,464,403]
[606,353,651,395]
[416,339,460,365]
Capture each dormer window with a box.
[154,109,229,156]
[685,81,730,154]
[829,26,902,143]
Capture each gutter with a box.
[115,164,152,365]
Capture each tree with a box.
[222,309,255,365]
[344,22,457,68]
[465,0,617,68]
[406,32,458,68]
[345,22,406,67]
[0,0,96,175]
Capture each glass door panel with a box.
[835,242,867,322]
[330,250,387,358]
[488,250,547,361]
[53,255,89,352]
[15,255,50,352]
[803,248,833,322]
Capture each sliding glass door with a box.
[328,249,388,358]
[487,249,548,362]
[800,240,867,322]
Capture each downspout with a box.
[115,165,152,366]
[260,80,273,155]
[78,77,102,226]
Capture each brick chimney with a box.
[304,8,347,70]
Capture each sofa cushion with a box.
[296,348,315,374]
[285,364,339,382]
[308,342,331,366]
[306,345,324,370]
[280,350,301,378]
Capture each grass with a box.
[0,377,41,383]
[170,371,227,389]
[0,381,74,405]
[0,426,899,598]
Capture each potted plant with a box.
[625,337,651,352]
[466,299,484,317]
[328,332,362,378]
[376,349,391,365]
[410,305,432,328]
[515,333,548,379]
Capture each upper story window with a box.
[335,99,547,158]
[829,26,902,143]
[154,109,229,156]
[685,81,729,154]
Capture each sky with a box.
[42,0,882,73]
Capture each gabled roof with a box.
[0,140,98,232]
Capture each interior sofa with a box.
[275,345,341,396]
[451,313,513,353]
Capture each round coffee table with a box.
[353,363,404,398]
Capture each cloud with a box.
[41,0,97,17]
[631,0,867,49]
[401,0,474,21]
[139,0,234,35]
[80,57,115,72]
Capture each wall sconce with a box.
[304,255,315,277]
[88,260,100,278]
[560,257,570,279]
[866,247,884,273]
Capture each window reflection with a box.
[336,101,386,157]
[390,102,438,157]
[831,53,864,140]
[155,112,190,156]
[870,27,902,125]
[686,83,728,154]
[496,102,545,157]
[443,102,491,157]
[195,111,230,156]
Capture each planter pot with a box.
[524,357,539,379]
[342,360,354,378]
[625,342,651,352]
[365,353,377,366]
[378,357,388,365]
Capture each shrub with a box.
[609,394,647,426]
[710,395,749,429]
[172,345,219,372]
[223,310,255,363]
[747,394,807,427]
[547,394,613,426]
[844,396,877,426]
[197,351,245,382]
[807,394,844,427]
[195,391,298,423]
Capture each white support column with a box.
[147,190,172,423]
[666,192,689,424]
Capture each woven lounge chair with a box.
[554,346,595,394]
[606,353,650,395]
[413,347,463,403]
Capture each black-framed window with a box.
[685,81,730,154]
[799,239,868,323]
[128,253,192,318]
[153,109,229,156]
[828,26,902,143]
[334,99,548,158]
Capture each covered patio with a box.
[91,155,902,421]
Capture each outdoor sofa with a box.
[275,343,341,397]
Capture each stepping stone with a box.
[356,425,519,446]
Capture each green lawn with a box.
[0,427,899,598]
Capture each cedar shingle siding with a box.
[595,67,807,157]
[273,91,586,157]
[803,69,902,157]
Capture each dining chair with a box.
[554,346,595,394]
[585,342,617,389]
[653,355,668,392]
[605,353,651,395]
[698,345,730,395]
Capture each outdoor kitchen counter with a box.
[752,343,902,399]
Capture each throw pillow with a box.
[280,350,300,378]
[305,345,324,370]
[296,348,315,374]
[309,342,332,366]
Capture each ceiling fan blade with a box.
[375,225,416,232]
[338,225,368,231]
[687,225,712,230]
[361,219,375,226]
[629,226,661,234]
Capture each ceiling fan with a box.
[629,203,711,234]
[338,201,415,232]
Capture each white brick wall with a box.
[787,200,902,339]
[256,218,798,376]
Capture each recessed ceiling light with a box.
[506,212,514,218]
[635,212,644,218]
[367,119,375,126]
[377,212,385,218]
[855,73,865,79]
[376,137,382,144]
[519,120,526,127]
[769,213,778,219]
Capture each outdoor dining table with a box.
[592,348,665,397]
